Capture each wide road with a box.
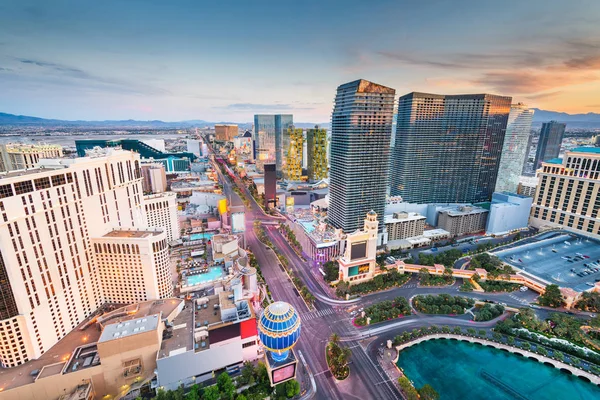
[208,149,402,399]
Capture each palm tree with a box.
[330,333,340,345]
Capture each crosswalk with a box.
[301,308,336,321]
[403,284,418,289]
[508,293,528,304]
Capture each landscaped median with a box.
[326,334,351,380]
[335,270,411,298]
[354,296,411,326]
[412,294,474,315]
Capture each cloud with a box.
[15,57,170,96]
[525,91,564,100]
[217,103,314,111]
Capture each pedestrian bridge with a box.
[394,261,547,294]
[394,333,600,386]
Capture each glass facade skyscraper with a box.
[391,92,511,204]
[533,121,566,170]
[253,114,293,174]
[284,126,304,181]
[306,126,328,182]
[495,103,534,193]
[328,79,395,234]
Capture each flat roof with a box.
[99,314,159,343]
[384,212,426,224]
[103,229,162,238]
[442,206,488,216]
[423,229,450,237]
[546,158,563,164]
[571,147,600,154]
[158,300,194,359]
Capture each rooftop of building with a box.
[99,314,160,343]
[519,175,539,185]
[495,191,531,199]
[143,192,177,200]
[571,147,600,154]
[1,143,62,151]
[440,205,488,216]
[158,292,254,359]
[384,212,426,224]
[546,158,564,164]
[102,228,163,239]
[423,229,450,237]
[0,299,181,392]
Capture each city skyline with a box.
[1,1,600,121]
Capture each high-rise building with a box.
[530,147,600,237]
[533,121,566,170]
[92,228,172,304]
[215,124,238,142]
[0,149,172,367]
[306,126,328,181]
[328,79,395,236]
[495,103,535,193]
[0,143,63,172]
[253,114,293,174]
[141,162,167,194]
[144,192,181,242]
[284,127,304,181]
[391,92,512,204]
[264,163,277,207]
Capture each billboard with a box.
[271,363,296,384]
[348,263,370,277]
[350,241,367,260]
[218,198,228,215]
[231,212,246,233]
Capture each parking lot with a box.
[494,232,600,292]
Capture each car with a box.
[568,260,574,263]
[584,263,589,267]
[451,243,459,247]
[591,314,597,318]
[520,286,528,292]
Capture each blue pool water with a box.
[185,267,224,286]
[299,220,315,233]
[397,339,600,400]
[190,232,215,241]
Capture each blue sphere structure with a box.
[258,301,301,362]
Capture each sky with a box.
[0,0,599,122]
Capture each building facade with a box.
[384,212,426,242]
[306,126,328,182]
[533,121,566,170]
[144,192,180,242]
[0,150,148,367]
[253,115,293,174]
[338,211,379,284]
[140,163,167,194]
[92,228,172,304]
[328,79,395,237]
[215,124,238,142]
[391,92,512,204]
[264,164,277,207]
[437,205,488,237]
[486,192,533,235]
[517,176,538,197]
[530,148,600,237]
[0,143,63,172]
[495,103,535,193]
[284,127,304,182]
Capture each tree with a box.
[323,261,339,282]
[478,330,486,337]
[285,379,301,398]
[418,384,440,400]
[236,395,247,400]
[155,389,168,400]
[202,386,220,400]
[217,372,236,400]
[538,284,565,308]
[186,384,201,400]
[172,387,185,400]
[397,376,419,400]
[240,362,256,386]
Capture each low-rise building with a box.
[486,192,532,235]
[384,212,426,242]
[156,289,259,390]
[437,205,488,237]
[338,211,378,284]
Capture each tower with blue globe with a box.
[258,301,302,386]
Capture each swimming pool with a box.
[299,220,316,233]
[185,267,224,286]
[190,232,215,241]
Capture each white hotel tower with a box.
[0,149,176,367]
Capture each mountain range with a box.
[1,109,600,130]
[0,112,328,130]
